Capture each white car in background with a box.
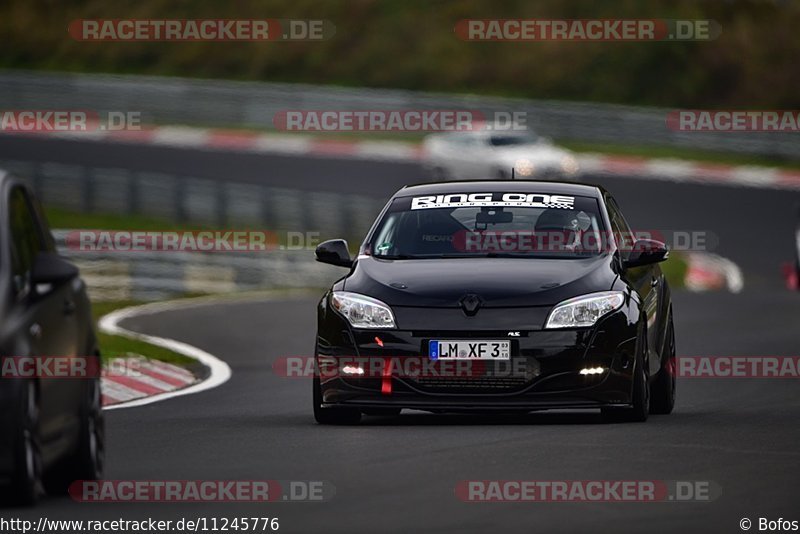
[423,130,580,181]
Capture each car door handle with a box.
[29,323,42,339]
[64,299,76,315]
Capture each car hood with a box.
[343,255,616,308]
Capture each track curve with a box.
[2,136,798,533]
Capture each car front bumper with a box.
[316,308,640,413]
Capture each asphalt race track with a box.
[3,136,800,533]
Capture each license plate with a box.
[429,340,510,360]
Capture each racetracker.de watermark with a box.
[68,19,335,41]
[0,110,141,132]
[456,480,720,502]
[64,230,321,252]
[68,480,333,502]
[666,110,800,132]
[442,229,716,254]
[455,19,720,41]
[1,355,148,379]
[273,110,528,132]
[676,356,800,378]
[275,356,531,379]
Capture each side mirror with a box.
[315,239,353,268]
[31,252,79,286]
[623,239,669,269]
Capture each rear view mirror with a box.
[476,209,513,226]
[31,252,79,286]
[624,239,669,269]
[315,239,353,268]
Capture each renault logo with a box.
[459,293,482,316]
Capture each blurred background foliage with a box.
[1,0,798,107]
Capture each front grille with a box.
[411,374,530,392]
[410,357,536,392]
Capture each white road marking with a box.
[98,299,233,410]
[101,379,149,403]
[684,252,744,294]
[96,290,317,410]
[138,359,195,382]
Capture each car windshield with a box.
[369,193,607,259]
[488,134,538,146]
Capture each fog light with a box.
[342,365,365,376]
[579,367,606,375]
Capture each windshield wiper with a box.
[373,254,417,260]
[375,253,468,260]
[374,253,596,260]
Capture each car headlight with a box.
[331,291,396,329]
[560,155,580,175]
[514,158,534,176]
[545,291,625,329]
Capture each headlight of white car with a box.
[545,291,625,329]
[514,158,535,176]
[560,155,580,175]
[331,291,396,329]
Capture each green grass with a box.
[3,1,799,111]
[91,300,195,367]
[45,207,207,232]
[660,254,688,290]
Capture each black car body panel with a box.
[315,180,672,415]
[0,171,101,490]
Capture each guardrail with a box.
[0,157,382,301]
[53,230,342,301]
[1,158,385,233]
[1,70,797,159]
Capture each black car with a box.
[0,171,103,504]
[313,180,675,424]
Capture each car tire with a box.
[313,375,361,425]
[650,312,676,415]
[603,327,650,423]
[47,372,105,495]
[9,380,44,505]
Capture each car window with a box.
[28,190,56,252]
[9,187,45,297]
[605,196,635,255]
[488,134,538,146]
[369,193,607,259]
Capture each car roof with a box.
[394,180,605,199]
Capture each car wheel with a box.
[48,360,105,494]
[9,380,44,505]
[603,327,650,423]
[650,311,676,415]
[313,375,361,425]
[73,375,105,480]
